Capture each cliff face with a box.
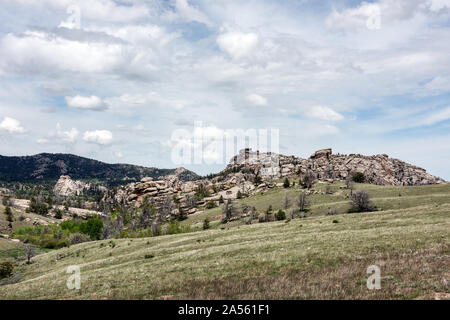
[53,176,91,197]
[230,148,446,186]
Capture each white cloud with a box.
[427,0,450,12]
[10,0,150,23]
[105,92,189,114]
[65,95,107,111]
[306,106,344,121]
[420,106,450,125]
[326,2,382,31]
[83,130,113,145]
[0,117,25,133]
[174,0,213,27]
[217,30,259,59]
[246,94,267,106]
[0,31,123,75]
[37,123,79,144]
[421,76,450,95]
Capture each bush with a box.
[5,206,13,222]
[352,172,366,183]
[275,209,286,221]
[237,191,243,199]
[219,195,224,204]
[0,262,14,279]
[28,198,49,216]
[195,184,210,201]
[349,190,375,213]
[68,233,90,245]
[205,201,217,209]
[54,209,63,219]
[283,178,290,188]
[203,218,210,230]
[144,254,155,259]
[79,217,104,240]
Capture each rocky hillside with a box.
[228,148,446,186]
[0,153,199,186]
[110,148,446,218]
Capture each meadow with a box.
[0,182,448,299]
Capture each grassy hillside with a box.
[184,181,450,229]
[0,183,449,299]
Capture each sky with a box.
[0,0,450,179]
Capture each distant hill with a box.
[0,153,200,186]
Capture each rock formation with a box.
[229,148,446,186]
[107,148,446,217]
[53,176,91,197]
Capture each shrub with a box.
[283,178,290,188]
[144,254,154,259]
[275,209,286,221]
[219,195,224,204]
[352,172,366,183]
[302,171,315,189]
[349,190,375,213]
[5,206,13,222]
[54,209,63,219]
[167,220,182,235]
[254,175,263,186]
[205,201,217,209]
[195,184,210,201]
[333,220,339,224]
[265,205,274,222]
[258,214,266,223]
[0,262,14,279]
[203,218,210,230]
[68,233,90,245]
[79,217,104,240]
[28,198,49,216]
[237,190,243,199]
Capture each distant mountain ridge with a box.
[0,153,200,186]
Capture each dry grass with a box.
[0,185,449,300]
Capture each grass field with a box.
[0,183,449,300]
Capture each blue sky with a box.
[0,0,450,179]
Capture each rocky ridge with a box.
[110,148,446,218]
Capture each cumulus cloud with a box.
[65,95,107,111]
[105,92,189,114]
[246,94,268,106]
[37,123,79,144]
[306,106,344,121]
[83,130,113,145]
[0,117,25,133]
[217,30,259,59]
[0,31,123,75]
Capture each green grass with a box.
[0,182,449,299]
[184,182,450,229]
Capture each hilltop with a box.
[0,153,200,186]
